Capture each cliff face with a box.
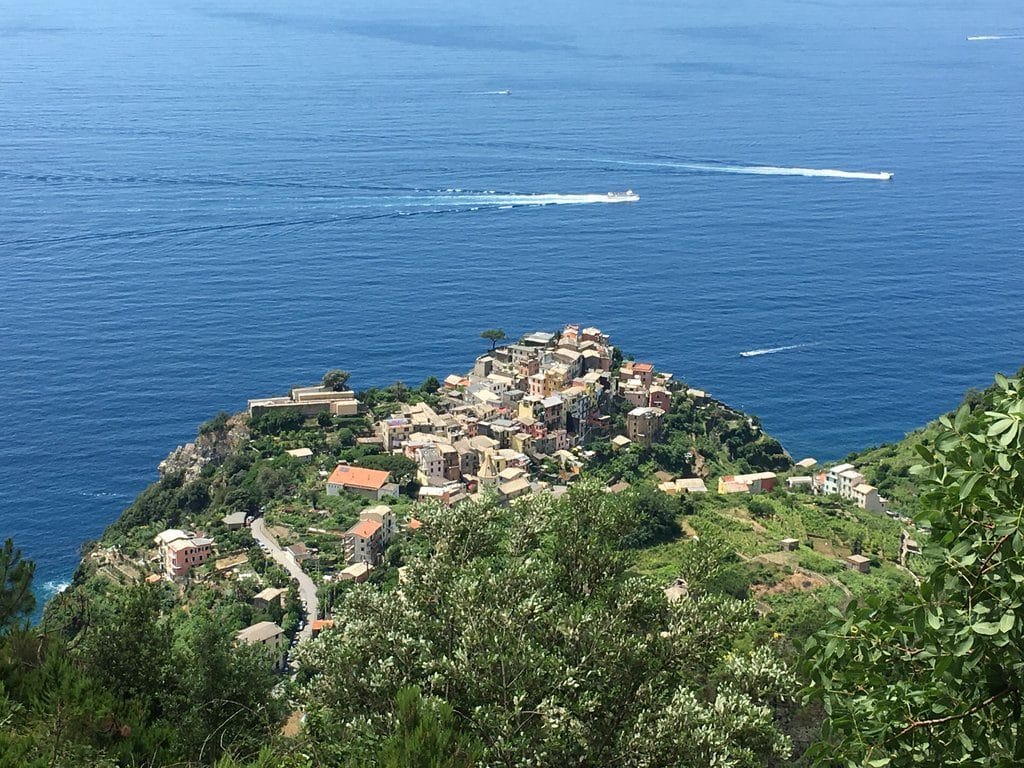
[158,413,249,483]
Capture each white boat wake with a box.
[1,190,639,247]
[433,191,639,206]
[602,158,893,181]
[967,34,1024,41]
[740,343,818,358]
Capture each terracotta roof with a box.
[327,464,391,490]
[633,362,654,372]
[407,518,424,530]
[347,519,382,539]
[311,619,335,632]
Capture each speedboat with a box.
[880,172,894,181]
[606,189,640,202]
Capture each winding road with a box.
[251,517,319,642]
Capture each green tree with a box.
[419,376,441,395]
[616,484,682,548]
[168,614,284,762]
[322,370,351,392]
[377,687,483,767]
[804,372,1024,766]
[297,485,793,765]
[0,539,35,634]
[250,408,304,436]
[199,411,232,436]
[479,329,506,350]
[389,381,409,403]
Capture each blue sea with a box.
[2,0,1023,604]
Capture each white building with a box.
[818,463,885,512]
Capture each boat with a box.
[606,189,640,202]
[880,172,894,181]
[495,89,511,95]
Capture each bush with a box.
[198,411,231,436]
[747,496,775,519]
[250,408,305,436]
[796,549,842,574]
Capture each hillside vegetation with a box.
[846,373,1016,513]
[5,362,1023,766]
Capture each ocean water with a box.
[2,0,1023,603]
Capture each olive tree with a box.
[298,484,794,766]
[804,372,1024,766]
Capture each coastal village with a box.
[96,324,917,669]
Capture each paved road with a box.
[251,517,319,643]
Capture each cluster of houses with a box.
[711,460,888,516]
[245,324,693,516]
[324,324,681,508]
[812,462,887,512]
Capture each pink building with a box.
[156,531,213,580]
[649,386,672,412]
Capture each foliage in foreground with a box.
[297,483,797,767]
[0,581,284,767]
[805,372,1024,766]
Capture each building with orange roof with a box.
[326,464,399,500]
[310,619,335,638]
[631,362,655,387]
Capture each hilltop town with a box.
[46,324,925,680]
[248,324,677,508]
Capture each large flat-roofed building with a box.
[248,385,360,417]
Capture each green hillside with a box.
[845,372,1017,513]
